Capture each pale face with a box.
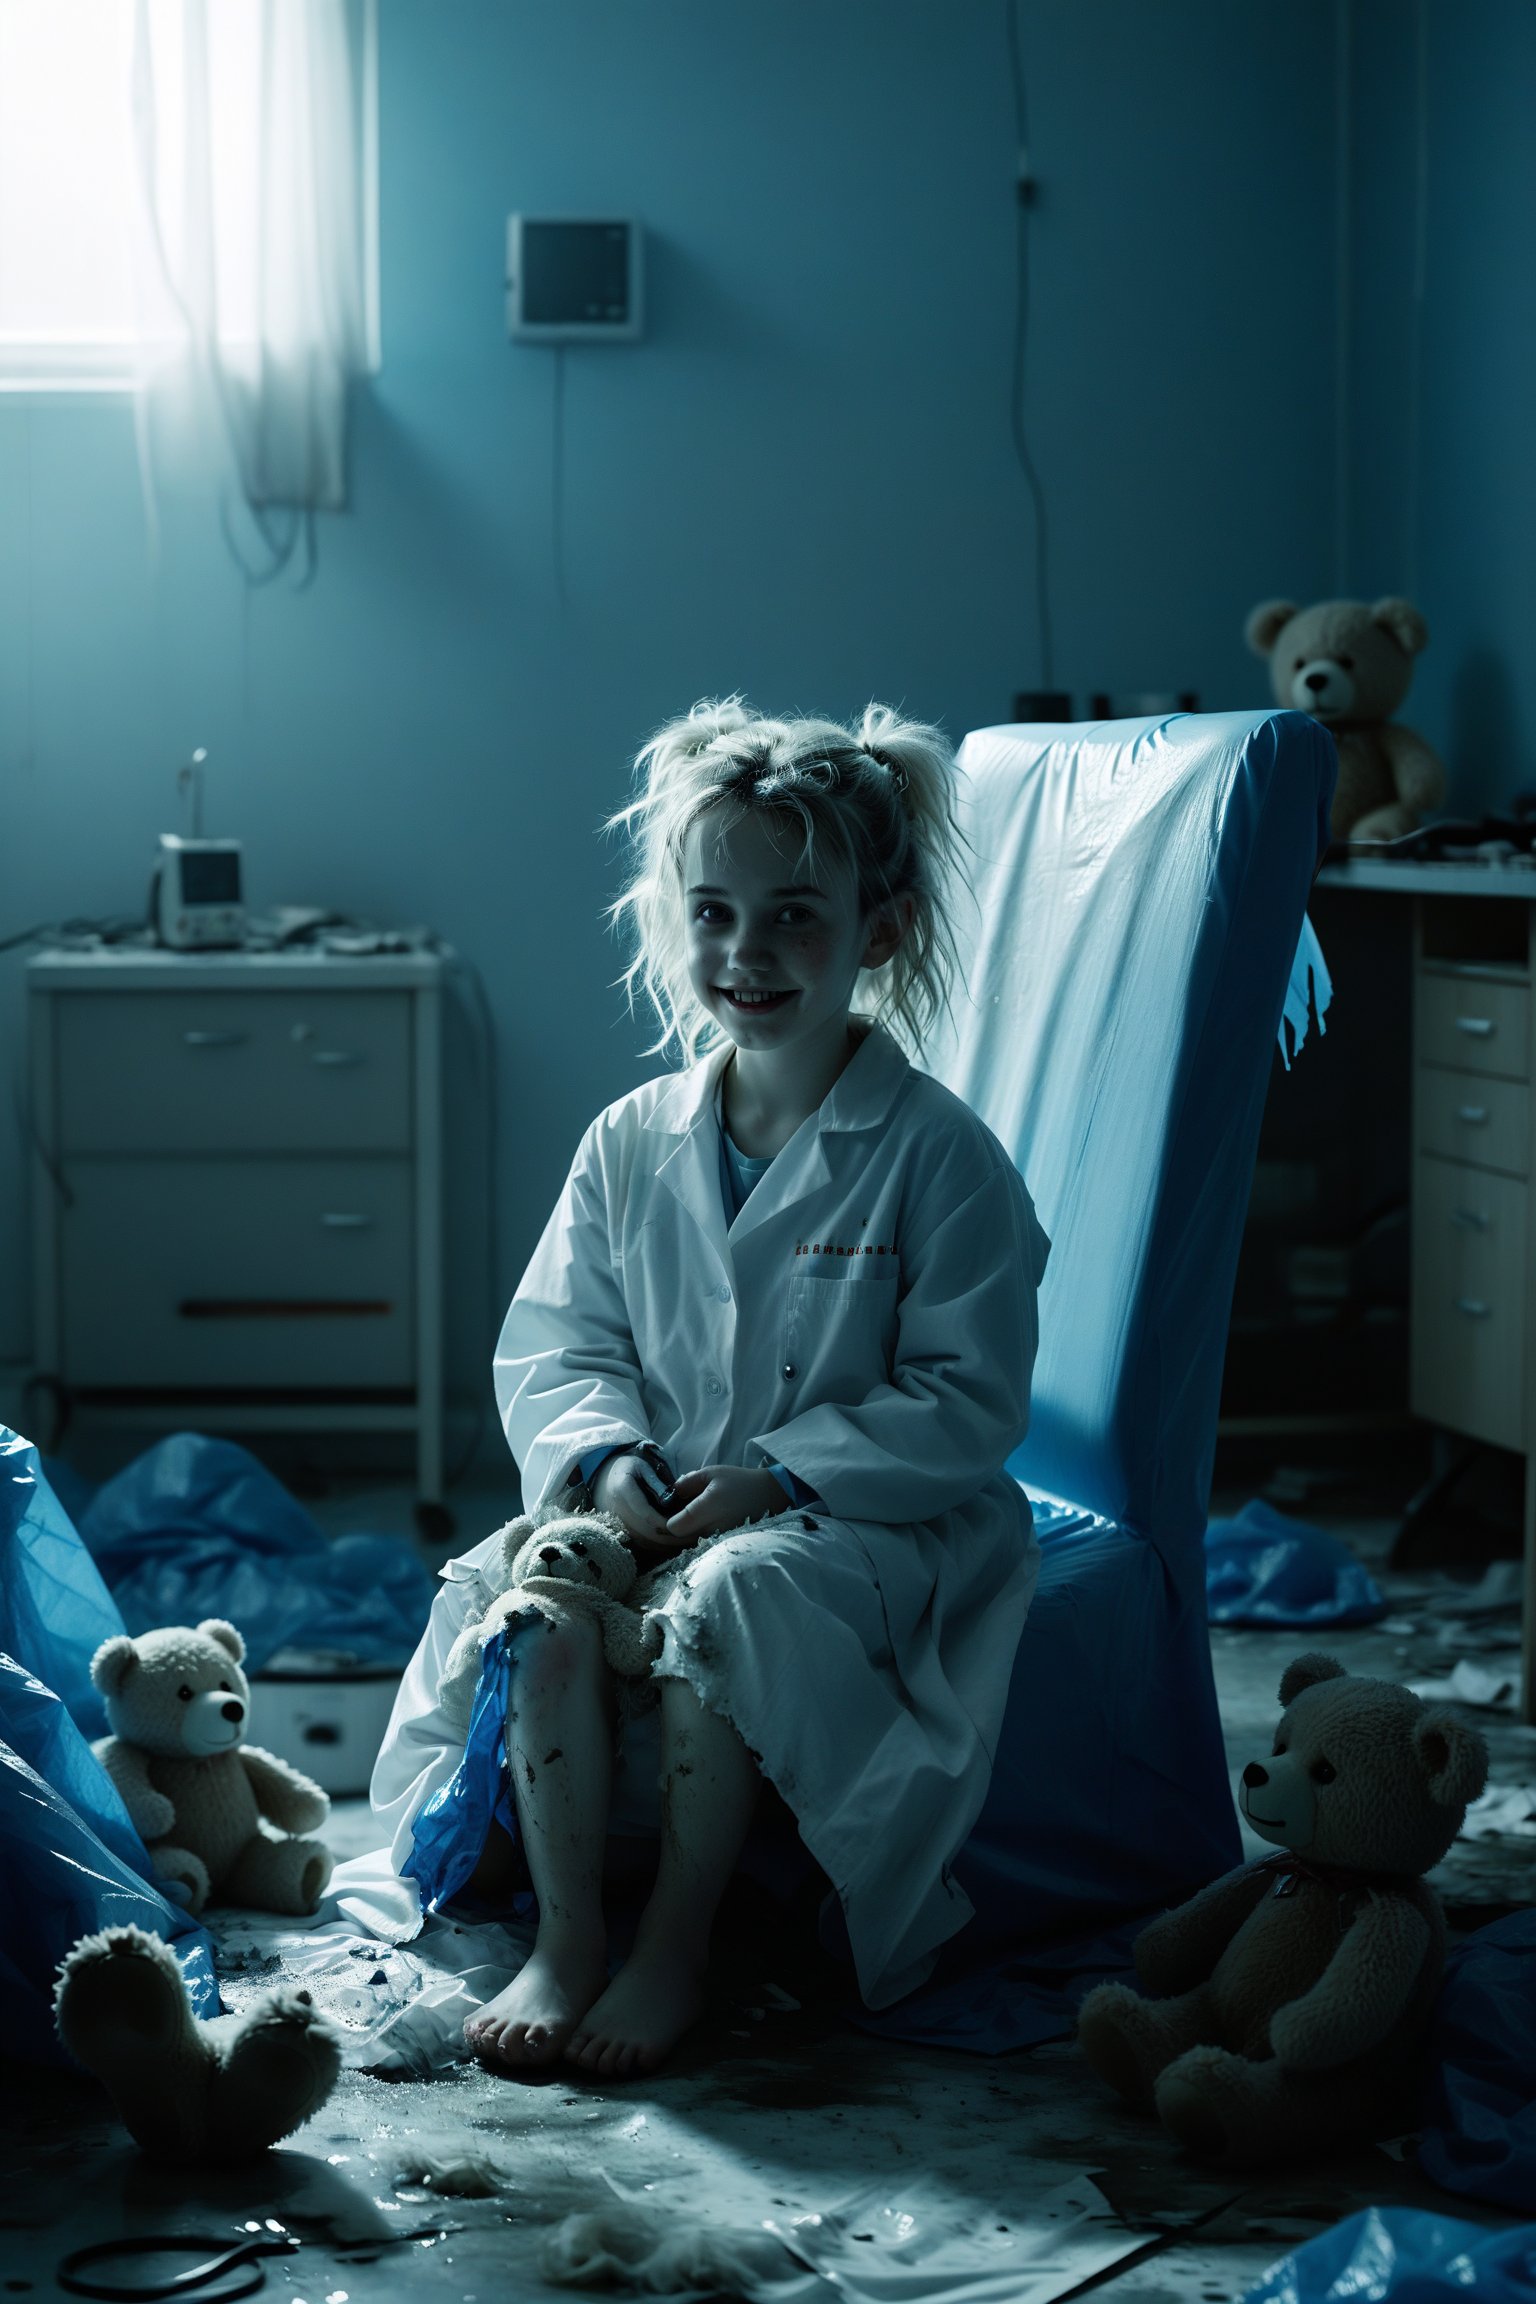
[682,804,889,1058]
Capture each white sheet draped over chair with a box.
[870,707,1337,2050]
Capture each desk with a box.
[28,947,445,1506]
[1316,858,1536,1719]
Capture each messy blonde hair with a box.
[608,697,967,1065]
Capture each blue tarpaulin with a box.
[77,1432,436,1671]
[1205,1498,1387,1628]
[1241,2207,1536,2301]
[2,1428,123,1740]
[1420,1910,1536,2213]
[0,1432,218,2063]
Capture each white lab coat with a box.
[372,1020,1051,2008]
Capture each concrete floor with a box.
[1,1464,1530,2304]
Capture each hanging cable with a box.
[1006,0,1054,692]
[218,495,318,589]
[1404,0,1429,600]
[551,344,568,607]
[1333,0,1354,593]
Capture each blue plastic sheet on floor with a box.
[848,1916,1137,2052]
[1205,1498,1386,1627]
[77,1432,437,1672]
[0,1659,219,2064]
[1419,1910,1536,2212]
[1242,2206,1536,2301]
[0,1434,218,2064]
[2,1429,123,1739]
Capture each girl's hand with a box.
[665,1466,788,1545]
[591,1453,680,1554]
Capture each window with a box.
[0,0,379,393]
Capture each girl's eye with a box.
[694,904,729,925]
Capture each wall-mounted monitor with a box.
[505,217,644,343]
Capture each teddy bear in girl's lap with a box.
[439,1510,666,1732]
[1077,1653,1487,2168]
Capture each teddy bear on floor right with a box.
[1077,1653,1487,2168]
[1246,596,1446,843]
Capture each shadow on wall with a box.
[1448,648,1528,817]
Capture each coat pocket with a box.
[782,1265,901,1399]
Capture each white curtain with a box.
[130,0,368,512]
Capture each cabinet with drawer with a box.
[1407,913,1536,1719]
[28,950,444,1502]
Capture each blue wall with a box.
[0,1,1338,1429]
[1346,0,1536,816]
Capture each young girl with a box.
[371,698,1051,2080]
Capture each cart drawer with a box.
[59,1158,414,1388]
[55,991,412,1154]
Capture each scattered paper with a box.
[542,2174,1160,2304]
[1448,1562,1525,1615]
[1460,1783,1536,1840]
[1407,1658,1523,1712]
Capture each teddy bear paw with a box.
[53,1925,211,2158]
[1154,2045,1256,2166]
[1076,1983,1170,2111]
[149,1844,212,1914]
[207,1987,343,2158]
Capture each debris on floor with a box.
[3,1491,1531,2303]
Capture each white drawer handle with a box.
[320,1212,374,1229]
[1452,1207,1491,1229]
[182,1030,247,1049]
[311,1049,364,1068]
[1457,1105,1490,1124]
[1455,1017,1495,1037]
[1456,1297,1492,1318]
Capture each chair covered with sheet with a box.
[887,707,1337,2050]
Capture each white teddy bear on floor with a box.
[90,1617,332,1916]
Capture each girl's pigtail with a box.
[853,704,970,1057]
[607,698,758,1062]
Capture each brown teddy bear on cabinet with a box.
[1076,1653,1487,2167]
[90,1617,332,1916]
[1246,596,1445,842]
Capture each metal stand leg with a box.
[1523,1454,1536,1728]
[1388,1432,1480,1569]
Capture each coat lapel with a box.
[644,1022,912,1253]
[646,1048,733,1270]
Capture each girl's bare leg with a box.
[567,1675,760,2077]
[464,1613,614,2070]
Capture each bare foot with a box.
[565,1942,708,2078]
[464,1935,609,2071]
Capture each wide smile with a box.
[717,987,796,1014]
